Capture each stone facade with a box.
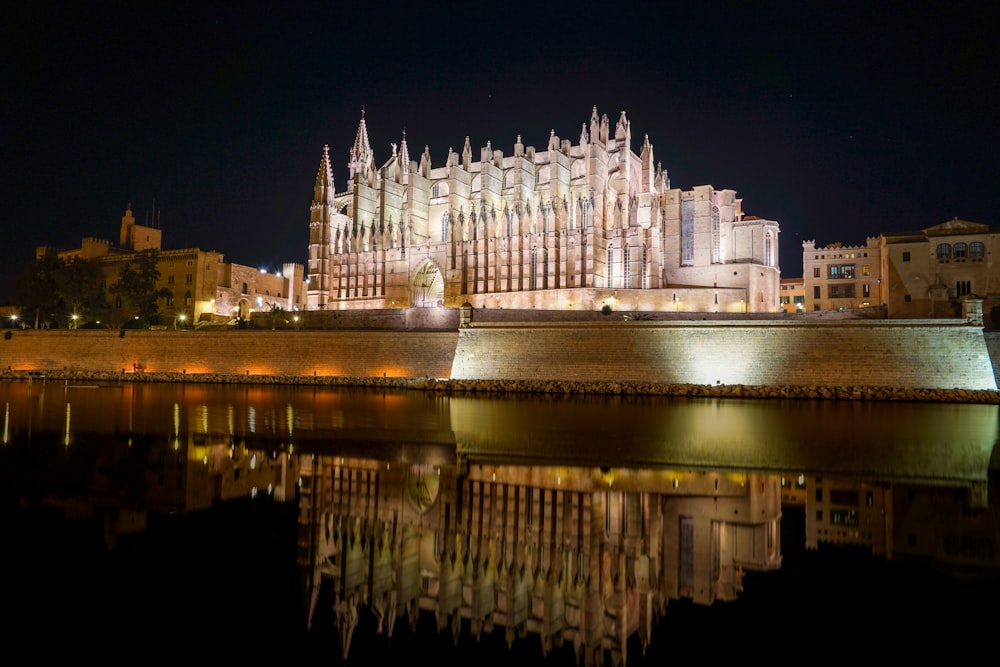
[802,219,1000,326]
[881,218,999,321]
[802,237,882,312]
[37,206,306,326]
[307,107,781,314]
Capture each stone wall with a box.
[0,330,458,379]
[2,316,997,394]
[451,319,999,391]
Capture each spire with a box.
[314,144,335,204]
[419,145,431,177]
[349,108,373,180]
[615,110,629,142]
[399,129,411,174]
[462,136,472,170]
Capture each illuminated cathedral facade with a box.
[307,107,780,313]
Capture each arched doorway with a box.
[236,298,251,321]
[412,262,444,307]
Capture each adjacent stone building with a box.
[880,218,997,321]
[802,218,1000,326]
[802,237,882,312]
[37,205,306,327]
[307,107,781,314]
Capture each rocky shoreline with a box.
[3,369,999,404]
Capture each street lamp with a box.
[70,314,79,329]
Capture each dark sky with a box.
[2,1,997,303]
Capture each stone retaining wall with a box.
[3,316,999,403]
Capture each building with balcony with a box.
[802,237,882,313]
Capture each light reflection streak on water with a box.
[63,402,70,447]
[173,403,180,450]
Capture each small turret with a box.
[348,109,374,182]
[314,145,335,204]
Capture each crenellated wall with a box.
[2,318,997,391]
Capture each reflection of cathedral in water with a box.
[297,455,782,665]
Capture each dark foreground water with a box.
[2,380,997,661]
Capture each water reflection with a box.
[2,379,998,662]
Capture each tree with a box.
[12,252,106,328]
[12,250,63,328]
[109,249,171,328]
[56,257,108,327]
[266,302,288,330]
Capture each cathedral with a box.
[307,107,780,313]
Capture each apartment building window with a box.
[862,265,870,276]
[971,242,985,260]
[829,284,855,298]
[185,274,193,284]
[863,284,871,298]
[904,294,912,302]
[184,291,192,306]
[813,286,821,299]
[830,489,859,505]
[902,251,911,262]
[168,275,174,284]
[813,267,820,278]
[794,296,804,306]
[936,243,952,261]
[954,242,968,260]
[830,509,859,526]
[828,264,855,279]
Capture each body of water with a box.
[3,379,997,662]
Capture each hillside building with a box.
[36,206,306,327]
[307,107,781,313]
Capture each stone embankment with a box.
[4,369,999,404]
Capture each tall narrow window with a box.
[970,242,985,260]
[530,247,538,291]
[711,205,720,264]
[624,245,631,288]
[681,200,694,265]
[607,244,619,288]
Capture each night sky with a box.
[2,1,997,304]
